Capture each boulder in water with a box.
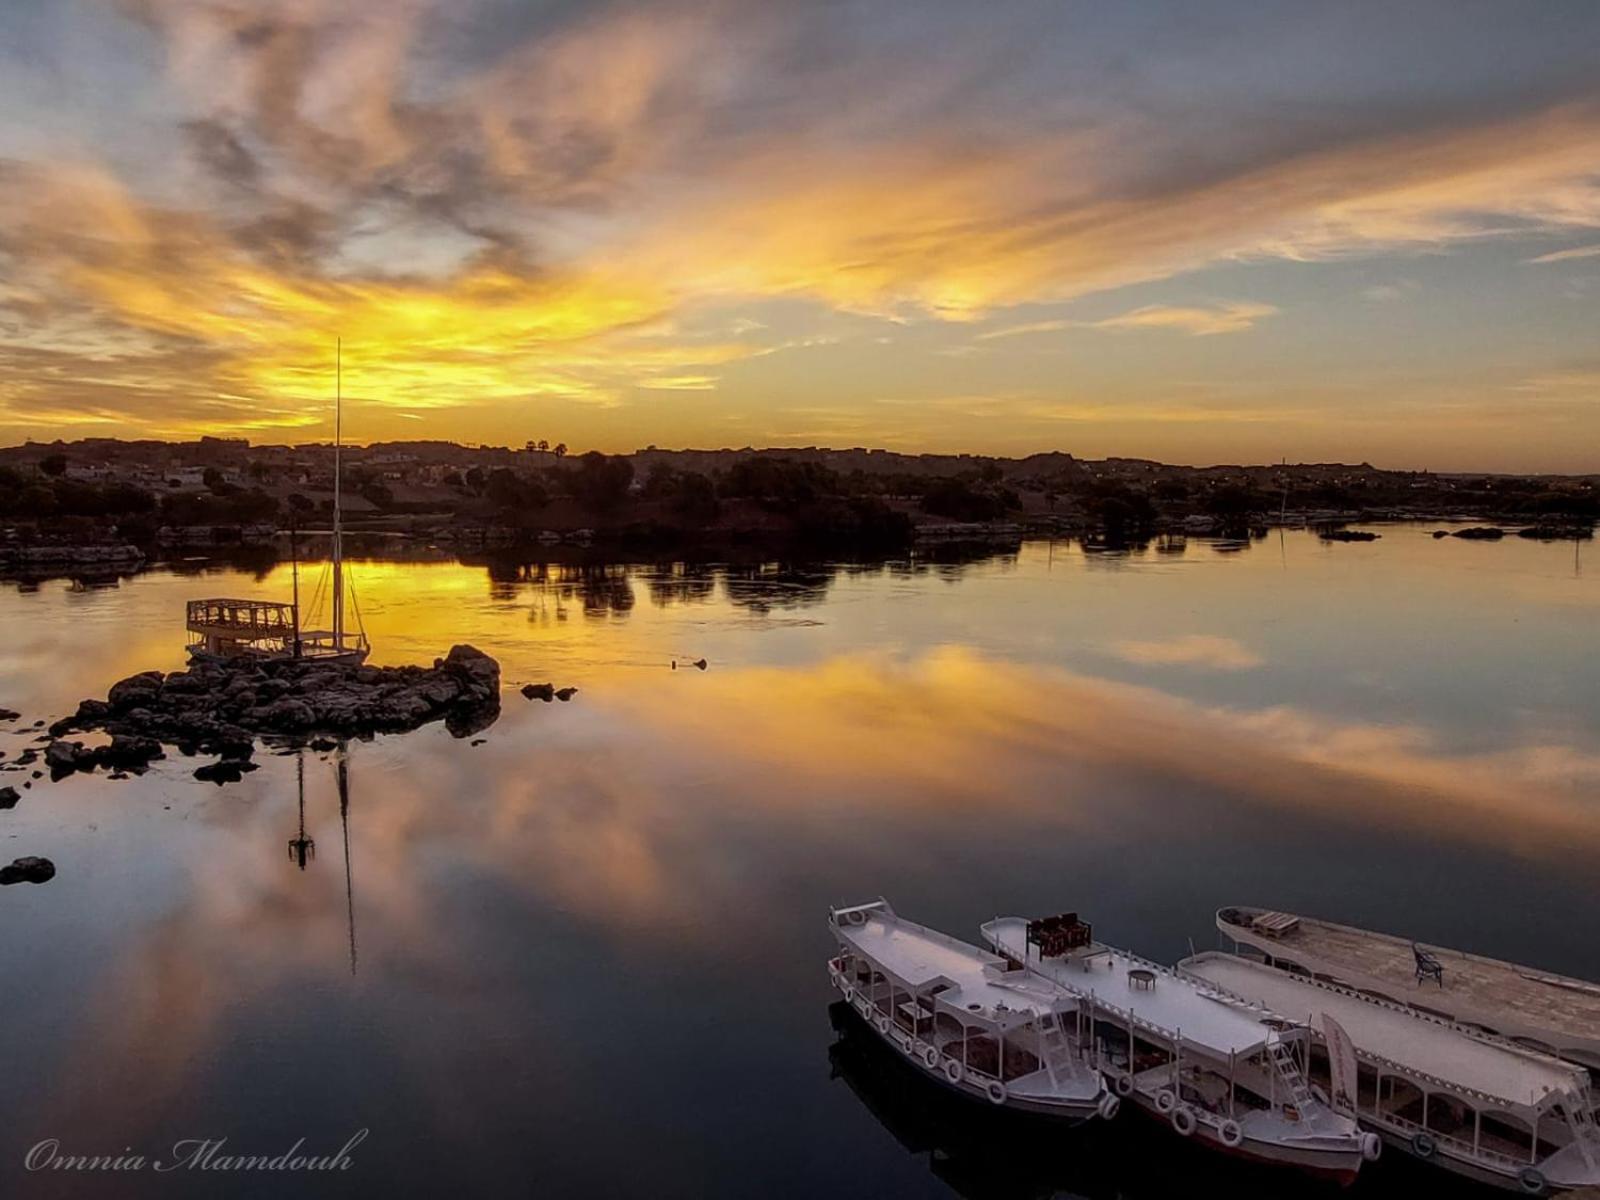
[0,856,55,885]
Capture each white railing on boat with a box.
[1374,1110,1531,1172]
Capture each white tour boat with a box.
[1182,950,1600,1195]
[828,900,1116,1123]
[1216,906,1600,1075]
[983,912,1378,1184]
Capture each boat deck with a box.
[1218,907,1600,1060]
[984,917,1273,1057]
[1182,953,1585,1110]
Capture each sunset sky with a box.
[1,1,1598,470]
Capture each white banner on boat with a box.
[1318,1012,1360,1118]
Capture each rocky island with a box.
[43,644,503,781]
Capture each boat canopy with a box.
[832,902,1062,1029]
[1182,952,1588,1113]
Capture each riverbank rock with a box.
[1318,529,1380,542]
[522,682,555,702]
[1452,526,1504,540]
[0,786,19,809]
[46,644,504,775]
[0,707,20,722]
[0,856,55,885]
[194,759,260,785]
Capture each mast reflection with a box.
[282,740,359,977]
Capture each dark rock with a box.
[310,738,338,752]
[0,707,20,721]
[0,786,18,809]
[107,670,165,710]
[693,658,708,671]
[555,687,578,701]
[194,759,259,785]
[1318,529,1380,542]
[522,683,555,702]
[48,716,77,737]
[75,698,113,722]
[1452,526,1505,540]
[45,740,95,778]
[159,671,208,695]
[470,738,487,747]
[56,647,506,770]
[99,735,165,772]
[0,856,54,885]
[15,748,37,767]
[1432,530,1450,539]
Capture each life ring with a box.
[1113,1071,1135,1098]
[1170,1105,1196,1137]
[922,1045,940,1069]
[1518,1167,1546,1196]
[1218,1119,1243,1148]
[1097,1092,1121,1121]
[844,909,867,926]
[839,983,853,1005]
[875,1012,891,1035]
[986,1080,1008,1106]
[854,994,871,1018]
[1361,1133,1382,1162]
[1155,1089,1178,1114]
[944,1060,964,1085]
[1411,1131,1436,1159]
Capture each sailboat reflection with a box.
[826,1003,1412,1200]
[287,750,315,870]
[284,741,359,976]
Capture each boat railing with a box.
[827,959,1013,1089]
[1177,958,1588,1113]
[1373,1109,1530,1173]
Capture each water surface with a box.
[1,527,1596,1198]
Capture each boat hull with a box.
[827,964,1103,1124]
[1123,1090,1362,1187]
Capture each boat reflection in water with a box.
[827,1002,1453,1200]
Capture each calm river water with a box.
[1,526,1596,1198]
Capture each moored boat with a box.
[185,341,369,667]
[1215,906,1600,1074]
[983,912,1377,1185]
[1182,950,1600,1195]
[828,900,1115,1123]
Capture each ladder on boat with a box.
[1268,1038,1316,1112]
[1036,1002,1080,1089]
[1566,1099,1600,1170]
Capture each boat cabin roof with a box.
[984,917,1275,1057]
[832,903,1060,1028]
[1217,906,1600,1059]
[1182,952,1586,1111]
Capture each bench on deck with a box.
[1250,911,1301,937]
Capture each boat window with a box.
[1479,1111,1535,1161]
[1425,1094,1474,1143]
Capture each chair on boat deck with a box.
[1412,942,1444,988]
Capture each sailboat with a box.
[185,340,371,665]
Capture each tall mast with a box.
[290,521,302,657]
[332,338,344,649]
